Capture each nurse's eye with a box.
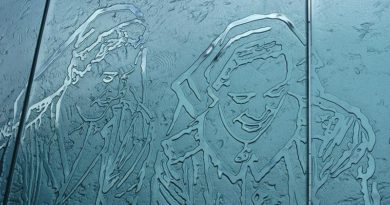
[228,92,256,104]
[102,71,118,83]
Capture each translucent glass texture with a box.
[0,0,45,201]
[0,0,388,204]
[311,0,390,204]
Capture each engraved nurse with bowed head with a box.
[8,4,153,205]
[153,13,379,205]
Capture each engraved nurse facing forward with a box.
[152,14,379,205]
[8,4,152,205]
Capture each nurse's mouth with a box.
[232,94,286,135]
[218,95,286,143]
[233,107,274,133]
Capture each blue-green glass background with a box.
[0,0,45,201]
[312,0,390,204]
[0,0,388,204]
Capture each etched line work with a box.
[6,4,153,204]
[0,5,381,205]
[153,13,309,205]
[152,13,380,205]
[311,55,380,205]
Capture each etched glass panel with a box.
[0,0,45,201]
[6,0,307,204]
[311,0,390,204]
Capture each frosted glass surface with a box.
[5,0,307,204]
[1,0,390,204]
[0,0,45,201]
[311,0,390,204]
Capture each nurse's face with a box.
[203,41,289,170]
[68,22,146,120]
[216,54,287,144]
